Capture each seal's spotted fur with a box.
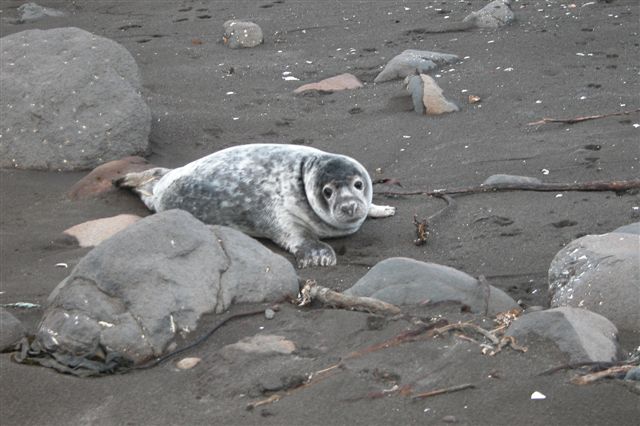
[116,144,395,267]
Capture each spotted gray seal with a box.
[115,144,395,267]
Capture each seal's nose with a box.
[341,202,357,216]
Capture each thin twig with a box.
[411,383,476,400]
[527,108,640,126]
[298,280,401,315]
[434,322,500,345]
[376,179,640,197]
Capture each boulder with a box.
[223,20,263,48]
[463,0,515,29]
[505,307,620,363]
[294,73,363,94]
[611,222,639,235]
[345,257,518,315]
[0,308,26,352]
[0,27,150,171]
[548,233,640,332]
[23,210,298,374]
[404,74,459,115]
[374,50,459,83]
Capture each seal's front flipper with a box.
[294,240,337,268]
[368,204,396,218]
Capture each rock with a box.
[176,357,201,370]
[404,74,459,115]
[611,222,640,235]
[26,210,298,373]
[67,156,153,200]
[294,73,363,94]
[345,257,518,315]
[223,20,263,48]
[63,214,142,247]
[548,233,640,332]
[264,308,276,320]
[625,367,640,381]
[221,334,296,357]
[482,174,543,186]
[506,307,620,363]
[0,27,151,171]
[463,0,515,29]
[17,2,64,23]
[0,308,26,352]
[374,50,459,83]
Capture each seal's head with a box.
[304,155,373,230]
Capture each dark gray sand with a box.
[1,1,639,425]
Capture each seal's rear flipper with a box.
[113,167,171,210]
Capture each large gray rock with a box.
[0,308,26,352]
[345,257,518,314]
[506,307,620,363]
[463,0,515,29]
[548,233,640,332]
[374,50,458,83]
[30,210,298,372]
[0,27,151,171]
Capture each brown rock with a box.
[294,73,363,94]
[67,156,153,200]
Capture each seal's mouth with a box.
[334,201,367,224]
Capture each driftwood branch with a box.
[411,383,476,400]
[376,179,640,198]
[298,279,401,315]
[570,365,635,385]
[527,108,640,126]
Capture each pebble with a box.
[265,308,275,320]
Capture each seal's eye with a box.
[354,180,364,191]
[323,187,333,198]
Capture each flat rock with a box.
[345,257,518,315]
[482,174,542,186]
[67,156,153,200]
[23,210,298,374]
[17,2,64,23]
[505,307,620,363]
[223,20,263,48]
[548,232,640,332]
[0,308,26,352]
[0,27,151,171]
[374,49,459,83]
[294,73,363,94]
[405,74,459,115]
[463,0,515,29]
[63,214,142,247]
[221,334,296,358]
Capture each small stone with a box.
[176,357,201,370]
[482,174,543,186]
[463,0,515,29]
[468,95,481,104]
[17,2,65,23]
[223,20,263,48]
[264,308,275,320]
[222,334,296,356]
[294,73,363,94]
[624,367,640,381]
[442,415,458,423]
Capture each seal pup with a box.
[115,144,395,268]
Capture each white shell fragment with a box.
[176,357,201,370]
[530,391,547,400]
